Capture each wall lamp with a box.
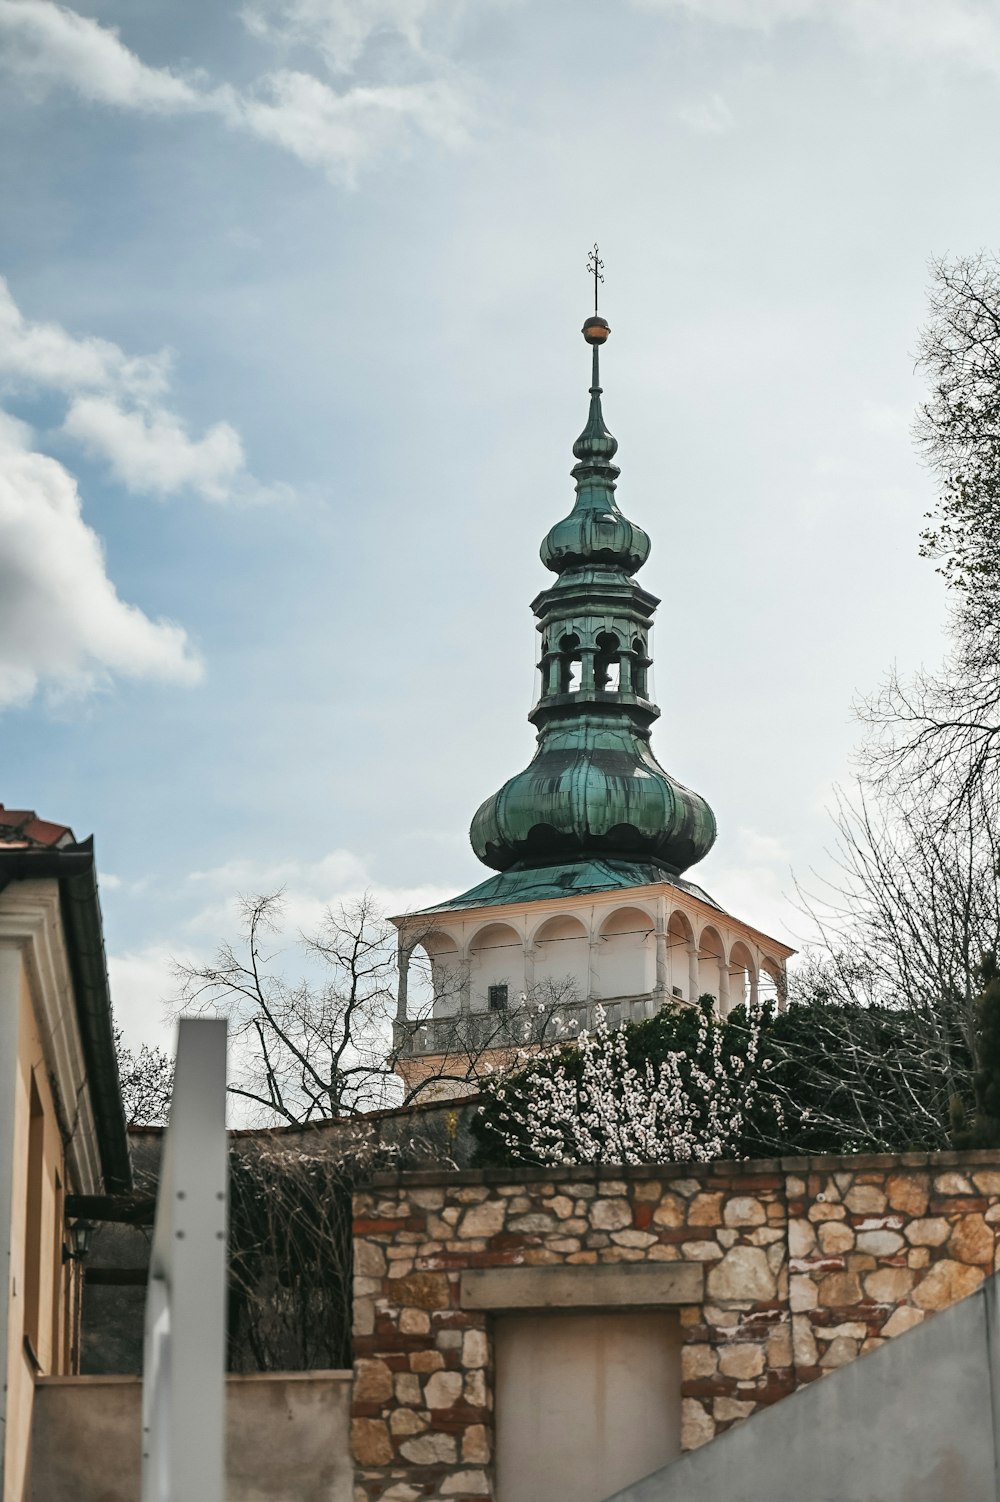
[62,1219,96,1264]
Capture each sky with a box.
[1,0,997,1054]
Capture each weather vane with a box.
[587,243,604,314]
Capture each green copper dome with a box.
[469,312,717,878]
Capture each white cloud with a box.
[108,943,192,1053]
[239,0,441,74]
[0,411,201,707]
[0,0,204,111]
[224,71,469,182]
[63,397,247,503]
[0,276,280,505]
[636,0,1000,74]
[0,0,472,184]
[187,847,453,937]
[0,276,170,400]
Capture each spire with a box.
[468,254,717,878]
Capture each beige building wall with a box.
[0,879,104,1502]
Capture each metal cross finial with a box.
[587,243,604,314]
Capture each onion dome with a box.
[468,296,717,879]
[539,337,651,576]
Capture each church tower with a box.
[393,259,792,1095]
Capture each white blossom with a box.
[488,1005,765,1167]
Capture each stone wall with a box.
[351,1150,1000,1502]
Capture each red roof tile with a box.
[0,805,76,850]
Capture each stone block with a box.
[949,1213,995,1265]
[706,1244,778,1303]
[462,1425,491,1464]
[441,1470,490,1495]
[880,1305,924,1337]
[817,1221,854,1255]
[724,1196,767,1228]
[971,1171,1000,1196]
[352,1419,393,1466]
[819,1336,858,1369]
[855,1229,905,1256]
[719,1343,765,1379]
[653,1194,686,1228]
[817,1271,863,1306]
[354,1359,394,1405]
[459,1200,507,1239]
[462,1329,488,1369]
[410,1351,445,1373]
[681,1240,724,1262]
[461,1261,702,1309]
[399,1433,458,1466]
[688,1192,725,1227]
[389,1409,430,1438]
[395,1374,422,1406]
[788,1219,816,1258]
[681,1398,716,1450]
[792,1315,818,1366]
[400,1308,431,1336]
[886,1173,929,1217]
[682,1343,718,1379]
[425,1371,463,1410]
[913,1258,985,1310]
[906,1218,950,1247]
[843,1185,887,1215]
[863,1266,915,1303]
[714,1397,756,1422]
[464,1369,487,1407]
[933,1172,975,1197]
[355,1242,387,1278]
[591,1199,632,1230]
[388,1273,451,1311]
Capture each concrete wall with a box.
[30,1372,354,1502]
[494,1311,681,1502]
[606,1272,1000,1502]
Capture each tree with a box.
[174,890,575,1125]
[863,253,1000,815]
[795,775,1000,1093]
[114,1028,174,1125]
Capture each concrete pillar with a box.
[395,937,410,1023]
[688,944,700,1005]
[654,898,667,1001]
[718,962,731,1018]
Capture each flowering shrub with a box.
[480,1000,769,1167]
[473,994,973,1168]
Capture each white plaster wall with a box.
[532,918,590,1003]
[494,1310,682,1502]
[596,911,654,998]
[469,927,525,1012]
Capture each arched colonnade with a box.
[396,897,787,1029]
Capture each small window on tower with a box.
[488,984,509,1012]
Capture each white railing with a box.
[142,1018,228,1502]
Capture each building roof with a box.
[0,804,78,849]
[0,807,131,1192]
[408,857,724,916]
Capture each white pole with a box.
[141,1018,228,1502]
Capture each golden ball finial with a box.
[582,314,610,345]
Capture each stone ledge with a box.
[459,1261,703,1310]
[366,1147,1000,1191]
